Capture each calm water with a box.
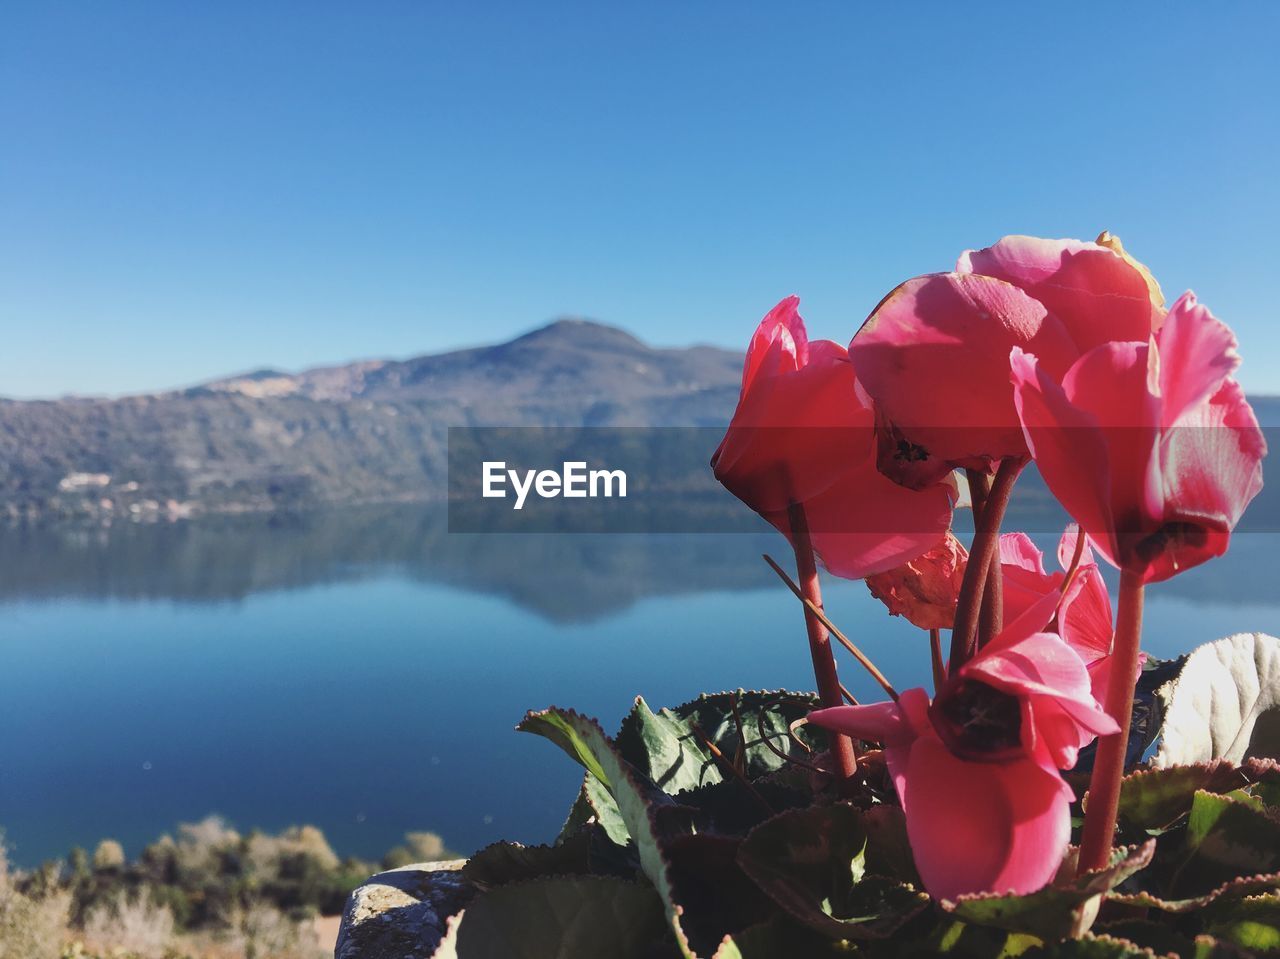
[0,508,1276,866]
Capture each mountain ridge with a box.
[0,319,745,522]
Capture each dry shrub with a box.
[0,840,71,959]
[80,892,175,959]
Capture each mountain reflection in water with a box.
[0,506,1274,619]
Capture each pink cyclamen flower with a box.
[849,235,1164,489]
[811,592,1116,899]
[1011,292,1266,584]
[810,686,1073,900]
[864,531,968,630]
[1002,528,1139,716]
[711,296,954,578]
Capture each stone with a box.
[336,860,473,959]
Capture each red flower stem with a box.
[949,458,1024,670]
[787,502,858,781]
[978,551,1004,649]
[964,468,1005,647]
[965,468,990,520]
[929,628,946,692]
[763,555,899,700]
[1077,569,1145,875]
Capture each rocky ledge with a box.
[336,859,473,958]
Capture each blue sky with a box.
[2,3,1277,397]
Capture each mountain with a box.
[0,320,745,521]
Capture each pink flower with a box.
[810,687,1072,900]
[849,235,1164,488]
[950,589,1120,772]
[1011,292,1266,583]
[712,297,954,578]
[864,531,967,630]
[999,529,1139,717]
[810,591,1117,899]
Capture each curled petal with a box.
[999,532,1047,574]
[959,235,1161,353]
[1155,292,1240,430]
[741,295,808,392]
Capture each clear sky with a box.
[2,3,1277,398]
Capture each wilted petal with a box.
[865,531,967,628]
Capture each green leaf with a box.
[519,707,699,957]
[1245,758,1280,809]
[1094,919,1197,958]
[1173,790,1280,897]
[1020,933,1165,958]
[583,772,631,847]
[519,707,614,786]
[1192,934,1258,958]
[1113,762,1246,832]
[1206,893,1280,954]
[434,876,677,959]
[1153,633,1280,768]
[615,691,825,795]
[736,802,929,939]
[1110,872,1280,915]
[946,842,1154,941]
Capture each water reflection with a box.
[0,507,1272,621]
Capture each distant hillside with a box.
[0,320,744,521]
[0,322,1273,524]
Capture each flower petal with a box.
[1155,292,1240,430]
[903,736,1071,899]
[1144,378,1266,582]
[741,295,807,393]
[864,531,967,629]
[808,700,912,747]
[1011,347,1121,569]
[959,235,1161,354]
[1000,532,1047,574]
[851,273,1076,487]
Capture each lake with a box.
[0,507,1276,866]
